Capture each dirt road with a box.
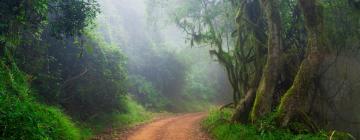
[123,112,211,140]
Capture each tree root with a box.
[220,103,235,110]
[299,111,319,133]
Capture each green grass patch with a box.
[202,108,328,140]
[84,96,152,134]
[115,96,152,126]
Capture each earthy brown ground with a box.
[93,112,211,140]
[124,112,211,140]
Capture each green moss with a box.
[275,62,313,126]
[251,63,271,122]
[275,85,295,119]
[251,75,267,121]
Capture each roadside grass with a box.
[0,96,83,140]
[84,96,153,138]
[202,108,328,140]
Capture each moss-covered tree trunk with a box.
[232,62,263,123]
[231,0,266,123]
[251,0,283,122]
[276,0,326,127]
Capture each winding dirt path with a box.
[123,112,211,140]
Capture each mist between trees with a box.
[1,0,230,139]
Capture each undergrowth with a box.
[0,59,152,139]
[202,108,329,140]
[0,60,81,140]
[85,96,152,133]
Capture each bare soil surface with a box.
[122,112,211,140]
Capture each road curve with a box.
[124,112,211,140]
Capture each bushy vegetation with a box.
[128,75,168,111]
[13,27,153,137]
[0,98,81,140]
[15,29,130,120]
[202,109,328,140]
[1,31,151,139]
[84,96,151,133]
[0,60,81,140]
[1,0,152,139]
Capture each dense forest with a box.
[0,0,359,140]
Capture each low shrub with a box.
[84,96,152,133]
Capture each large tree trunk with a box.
[251,0,283,122]
[231,0,266,123]
[232,60,263,123]
[276,0,326,127]
[232,88,256,123]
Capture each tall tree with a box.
[276,0,326,129]
[251,0,284,121]
[231,0,267,123]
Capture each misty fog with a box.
[96,0,232,112]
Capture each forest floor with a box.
[94,112,211,140]
[93,112,212,140]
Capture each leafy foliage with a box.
[0,60,81,140]
[128,75,168,111]
[84,96,151,134]
[0,0,48,47]
[0,0,141,139]
[15,30,129,120]
[48,0,100,37]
